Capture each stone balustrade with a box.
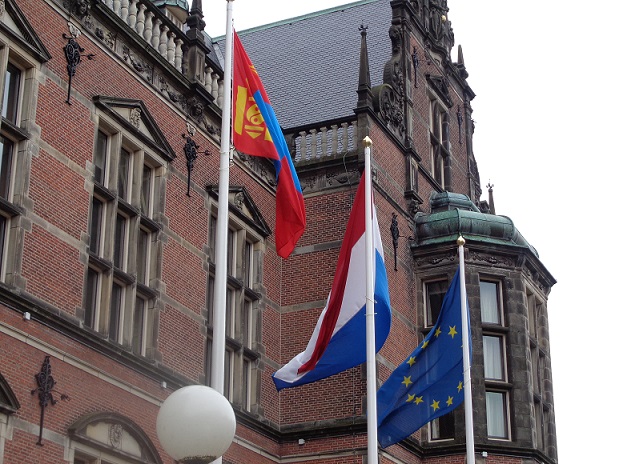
[292,120,357,162]
[100,0,224,107]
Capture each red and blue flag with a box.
[233,31,306,258]
[272,172,391,390]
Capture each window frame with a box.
[429,97,450,188]
[480,277,512,441]
[0,40,45,284]
[485,390,510,439]
[69,412,163,464]
[483,334,506,381]
[430,410,456,441]
[526,285,550,452]
[205,207,261,413]
[84,113,164,358]
[423,277,449,327]
[422,274,456,442]
[480,279,503,325]
[1,58,23,126]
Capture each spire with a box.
[456,44,469,79]
[458,44,465,66]
[184,0,210,85]
[185,0,205,42]
[487,182,495,215]
[356,24,373,110]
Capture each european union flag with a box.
[377,268,470,448]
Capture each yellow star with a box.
[457,381,463,392]
[422,340,429,349]
[446,396,454,406]
[406,393,416,403]
[414,396,424,405]
[431,400,440,411]
[434,326,442,338]
[407,356,416,367]
[402,376,412,387]
[449,326,458,338]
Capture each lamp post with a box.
[156,385,236,464]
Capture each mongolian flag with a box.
[233,31,306,259]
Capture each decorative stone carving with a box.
[187,96,204,124]
[237,153,277,189]
[470,251,514,267]
[95,27,115,49]
[409,0,420,15]
[109,423,123,449]
[408,199,420,216]
[159,77,185,109]
[427,0,454,55]
[234,192,245,209]
[64,0,91,19]
[129,107,141,128]
[123,45,153,78]
[415,253,456,268]
[374,84,405,136]
[375,25,406,140]
[327,172,354,186]
[427,75,453,107]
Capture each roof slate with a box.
[212,0,392,129]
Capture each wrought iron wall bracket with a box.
[31,356,69,445]
[182,132,210,196]
[390,212,403,271]
[63,33,94,105]
[412,47,419,89]
[457,105,463,145]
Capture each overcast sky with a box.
[204,1,618,462]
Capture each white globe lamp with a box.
[156,385,236,464]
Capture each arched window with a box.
[68,412,162,464]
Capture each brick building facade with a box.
[0,0,557,463]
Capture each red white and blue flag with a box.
[232,31,306,259]
[272,172,391,390]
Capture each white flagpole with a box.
[363,136,379,464]
[457,236,475,463]
[211,1,235,463]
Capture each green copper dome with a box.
[413,192,538,257]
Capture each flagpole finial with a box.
[363,136,373,147]
[457,235,465,246]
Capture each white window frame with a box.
[480,277,511,441]
[485,390,510,440]
[480,279,504,325]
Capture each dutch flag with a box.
[272,172,391,390]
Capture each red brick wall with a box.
[0,2,535,464]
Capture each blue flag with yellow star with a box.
[377,268,470,448]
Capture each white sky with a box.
[205,1,619,462]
